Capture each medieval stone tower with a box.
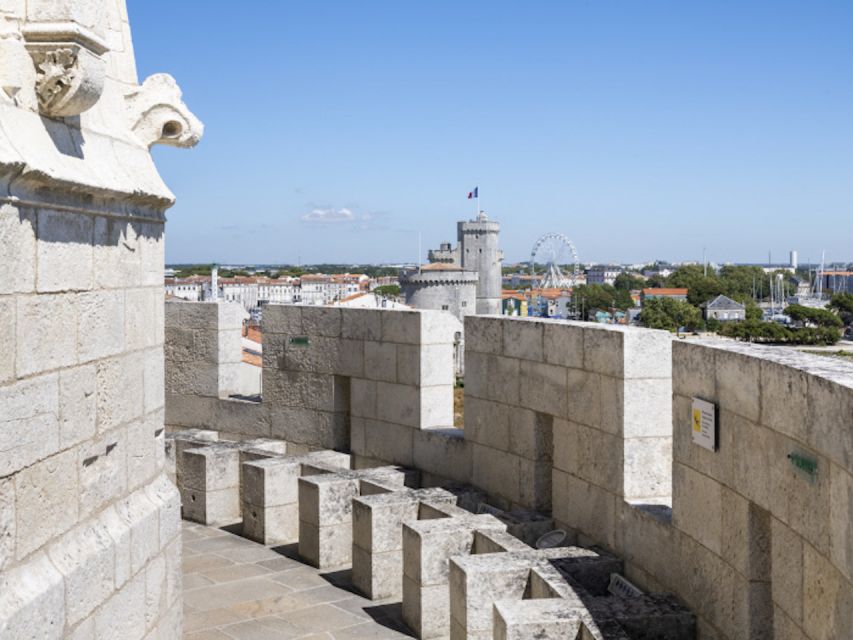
[427,211,503,315]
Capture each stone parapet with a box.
[162,303,853,639]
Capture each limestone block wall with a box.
[663,341,853,639]
[163,304,853,638]
[166,305,463,473]
[0,0,200,636]
[165,300,244,399]
[263,306,458,458]
[465,316,674,514]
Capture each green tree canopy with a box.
[784,304,843,328]
[720,320,840,345]
[639,297,702,332]
[829,293,853,326]
[613,273,646,291]
[373,284,401,298]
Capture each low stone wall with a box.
[166,304,461,461]
[465,316,673,515]
[164,305,853,639]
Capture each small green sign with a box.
[788,451,818,482]
[289,336,310,346]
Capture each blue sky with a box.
[130,1,853,266]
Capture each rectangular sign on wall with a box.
[692,398,717,451]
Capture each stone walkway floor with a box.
[181,521,413,639]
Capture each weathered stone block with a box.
[181,446,239,492]
[0,298,14,384]
[672,463,722,554]
[341,308,382,341]
[518,456,553,512]
[465,316,503,355]
[622,328,672,379]
[672,340,716,402]
[472,444,521,506]
[421,311,459,346]
[301,306,342,337]
[0,551,65,639]
[465,352,520,405]
[413,428,471,483]
[364,341,397,383]
[0,478,14,571]
[402,513,505,638]
[375,381,420,428]
[0,205,36,295]
[261,304,302,335]
[716,348,761,423]
[16,293,78,376]
[47,520,115,627]
[519,360,567,418]
[15,449,78,559]
[77,290,125,362]
[624,436,671,499]
[58,365,97,449]
[179,446,240,525]
[420,384,454,429]
[361,419,414,466]
[759,359,809,443]
[36,209,94,292]
[552,418,578,475]
[543,322,584,369]
[242,502,298,546]
[575,423,622,494]
[78,428,128,518]
[802,543,853,639]
[350,378,377,420]
[93,219,141,289]
[829,463,853,584]
[623,377,672,438]
[582,325,624,378]
[94,572,146,640]
[502,319,543,362]
[352,488,456,599]
[566,369,602,431]
[464,396,510,452]
[553,472,617,551]
[96,353,145,432]
[771,516,803,623]
[0,373,60,477]
[142,349,164,414]
[125,288,162,352]
[807,374,853,472]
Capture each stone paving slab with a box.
[182,521,413,639]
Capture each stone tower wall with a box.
[401,270,477,323]
[0,0,200,636]
[457,219,502,315]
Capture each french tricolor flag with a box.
[467,187,478,199]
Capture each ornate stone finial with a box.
[125,74,204,149]
[23,23,109,118]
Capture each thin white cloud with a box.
[301,207,357,223]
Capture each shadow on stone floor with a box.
[181,521,414,639]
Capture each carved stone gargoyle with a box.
[125,74,204,149]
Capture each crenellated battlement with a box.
[164,302,853,639]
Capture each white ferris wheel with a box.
[529,233,580,289]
